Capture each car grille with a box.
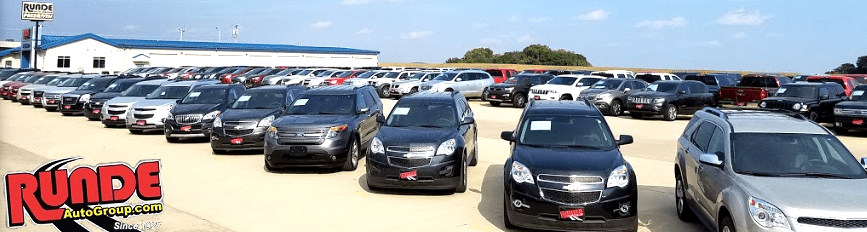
[224,129,255,137]
[222,120,258,129]
[837,108,867,116]
[175,114,203,124]
[537,175,604,184]
[420,85,432,91]
[629,97,652,104]
[133,108,156,119]
[44,93,62,99]
[764,100,795,110]
[107,110,126,115]
[540,189,602,205]
[531,89,550,95]
[34,91,44,98]
[392,85,400,89]
[387,157,432,168]
[276,127,328,145]
[302,79,312,86]
[797,217,867,229]
[62,96,79,105]
[489,87,504,92]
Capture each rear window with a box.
[738,77,779,88]
[685,75,718,86]
[485,70,504,77]
[806,78,845,87]
[635,74,661,83]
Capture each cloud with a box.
[577,9,609,21]
[700,40,721,47]
[517,34,534,43]
[472,22,488,29]
[310,21,332,29]
[400,30,433,39]
[342,0,404,5]
[123,25,139,31]
[716,9,772,26]
[731,31,747,39]
[527,17,551,23]
[635,17,687,29]
[357,28,373,34]
[479,38,501,44]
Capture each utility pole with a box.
[215,27,221,42]
[178,29,185,41]
[232,25,239,43]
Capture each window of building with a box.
[57,56,71,68]
[93,57,106,69]
[4,61,10,68]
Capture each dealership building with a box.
[0,33,380,73]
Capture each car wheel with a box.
[719,215,736,232]
[454,154,468,193]
[675,172,695,221]
[378,86,391,98]
[503,189,517,229]
[409,87,418,95]
[513,93,526,108]
[610,100,623,116]
[342,138,360,171]
[559,95,572,101]
[663,104,678,121]
[469,142,478,166]
[809,111,820,122]
[166,137,179,143]
[489,101,501,107]
[630,112,643,119]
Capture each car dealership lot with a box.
[3,98,866,232]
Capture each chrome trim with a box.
[536,174,604,184]
[538,188,603,206]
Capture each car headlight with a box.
[330,80,338,85]
[257,115,274,127]
[203,110,221,120]
[371,137,384,154]
[792,103,801,111]
[800,104,808,112]
[325,124,348,139]
[607,165,629,188]
[79,94,91,103]
[653,98,665,104]
[161,103,174,112]
[511,161,534,184]
[166,112,173,120]
[267,126,278,139]
[748,197,791,230]
[213,116,222,127]
[597,93,612,100]
[834,108,843,115]
[504,87,514,92]
[759,101,767,108]
[436,138,456,156]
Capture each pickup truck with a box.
[805,75,858,96]
[719,74,792,106]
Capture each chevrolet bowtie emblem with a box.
[234,125,243,130]
[296,133,305,137]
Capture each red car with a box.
[324,70,368,86]
[219,67,255,84]
[4,73,45,102]
[719,74,792,106]
[520,69,547,75]
[842,74,867,85]
[484,68,517,83]
[805,75,859,96]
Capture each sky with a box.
[1,0,866,73]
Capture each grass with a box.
[378,62,797,76]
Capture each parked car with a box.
[388,72,440,99]
[16,74,61,105]
[529,74,603,101]
[42,75,101,111]
[366,91,477,192]
[842,74,867,85]
[591,70,635,79]
[419,70,495,99]
[84,78,147,120]
[343,70,387,86]
[101,79,169,127]
[519,69,546,74]
[4,72,46,101]
[231,68,279,85]
[685,74,737,106]
[198,67,233,80]
[265,85,383,171]
[501,100,636,231]
[709,72,743,83]
[257,69,300,86]
[164,84,246,142]
[211,85,306,153]
[674,108,867,232]
[219,67,256,83]
[671,72,700,80]
[368,70,421,98]
[791,73,818,83]
[281,68,334,86]
[758,82,846,123]
[0,72,35,88]
[579,79,648,116]
[322,70,368,87]
[805,75,858,97]
[168,67,203,80]
[635,72,680,83]
[126,81,216,134]
[626,80,715,121]
[484,68,518,83]
[31,75,73,107]
[719,74,792,106]
[834,85,867,134]
[58,76,120,116]
[483,74,554,108]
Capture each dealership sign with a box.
[21,2,54,21]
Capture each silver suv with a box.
[125,80,216,134]
[419,70,495,98]
[674,108,867,232]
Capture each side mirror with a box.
[376,115,385,123]
[624,88,631,92]
[678,90,687,95]
[461,117,475,125]
[699,153,723,167]
[455,78,462,82]
[820,94,829,100]
[358,107,370,114]
[616,135,633,146]
[861,157,867,170]
[500,131,514,142]
[175,99,182,104]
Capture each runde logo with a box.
[21,2,54,21]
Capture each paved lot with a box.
[2,97,866,232]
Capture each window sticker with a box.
[530,121,551,131]
[107,84,118,89]
[189,92,201,97]
[776,88,786,94]
[853,90,864,96]
[294,99,309,106]
[237,95,251,101]
[392,107,410,115]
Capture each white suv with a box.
[529,74,604,101]
[591,70,635,79]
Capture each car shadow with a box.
[214,149,263,156]
[172,137,210,143]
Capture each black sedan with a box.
[210,85,305,153]
[164,84,246,142]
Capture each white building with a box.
[0,33,379,73]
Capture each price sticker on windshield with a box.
[777,88,786,94]
[293,99,309,106]
[530,121,551,131]
[853,90,864,96]
[392,107,410,115]
[237,95,251,102]
[189,92,201,97]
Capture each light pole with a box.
[215,27,221,42]
[232,25,239,43]
[178,29,185,41]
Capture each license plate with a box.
[110,116,119,121]
[289,146,307,156]
[854,119,864,125]
[92,109,100,114]
[35,98,40,101]
[180,125,191,131]
[231,137,243,144]
[400,170,418,180]
[48,100,55,104]
[559,208,585,221]
[136,120,146,126]
[737,102,745,106]
[636,104,643,109]
[490,95,497,99]
[20,96,27,99]
[534,96,540,100]
[63,105,71,109]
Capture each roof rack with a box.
[715,107,807,120]
[703,107,728,120]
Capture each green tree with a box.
[829,63,857,74]
[446,44,591,66]
[462,47,495,63]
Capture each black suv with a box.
[84,78,146,120]
[483,74,554,108]
[626,80,715,121]
[264,86,383,171]
[59,76,120,116]
[501,100,636,231]
[684,74,736,106]
[164,84,246,142]
[834,85,867,134]
[211,85,306,153]
[759,82,846,123]
[366,91,478,192]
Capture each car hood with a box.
[835,101,867,110]
[131,99,177,108]
[65,89,103,96]
[106,96,146,105]
[33,86,60,92]
[532,84,579,91]
[91,92,122,101]
[273,114,355,128]
[19,84,47,91]
[172,103,223,115]
[736,175,867,216]
[376,126,456,150]
[513,145,623,177]
[762,97,814,103]
[628,91,674,98]
[489,83,521,88]
[221,108,280,121]
[44,87,79,94]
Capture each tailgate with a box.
[720,87,768,103]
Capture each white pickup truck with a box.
[528,75,605,101]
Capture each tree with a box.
[857,55,867,73]
[462,47,495,63]
[447,44,591,66]
[829,63,857,74]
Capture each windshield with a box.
[591,79,623,90]
[407,72,426,81]
[386,103,457,128]
[275,69,295,76]
[228,69,247,74]
[775,86,817,98]
[103,81,137,93]
[316,70,335,77]
[382,72,400,79]
[121,84,160,97]
[337,71,358,78]
[296,70,313,76]
[738,77,779,87]
[635,74,662,83]
[76,79,112,91]
[33,76,57,85]
[355,71,376,79]
[434,73,458,81]
[231,90,286,109]
[57,78,92,87]
[47,77,68,86]
[646,82,680,93]
[23,74,43,83]
[518,115,615,149]
[686,75,718,86]
[146,85,191,99]
[181,88,228,104]
[546,77,577,86]
[732,133,867,179]
[504,75,533,84]
[579,78,602,86]
[793,75,810,82]
[286,95,355,115]
[4,74,24,81]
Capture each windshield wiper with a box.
[737,171,781,177]
[551,145,602,150]
[252,107,271,109]
[776,172,852,179]
[314,112,335,115]
[416,124,443,128]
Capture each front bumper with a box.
[42,98,60,109]
[126,115,167,131]
[506,185,638,232]
[366,154,459,190]
[483,90,514,103]
[17,92,32,104]
[59,102,85,114]
[164,119,213,138]
[84,103,106,119]
[834,115,867,130]
[587,99,612,111]
[211,127,267,151]
[264,134,352,168]
[626,102,664,115]
[530,93,560,101]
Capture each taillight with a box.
[760,89,767,99]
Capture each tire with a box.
[809,111,820,122]
[609,100,623,116]
[409,87,418,95]
[378,85,391,98]
[166,137,179,143]
[512,93,526,108]
[503,189,517,229]
[454,154,468,193]
[630,112,643,119]
[342,138,360,171]
[663,104,678,121]
[489,101,501,107]
[675,172,695,222]
[559,95,572,101]
[469,142,478,166]
[719,215,736,232]
[129,129,144,135]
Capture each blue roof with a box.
[3,33,379,56]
